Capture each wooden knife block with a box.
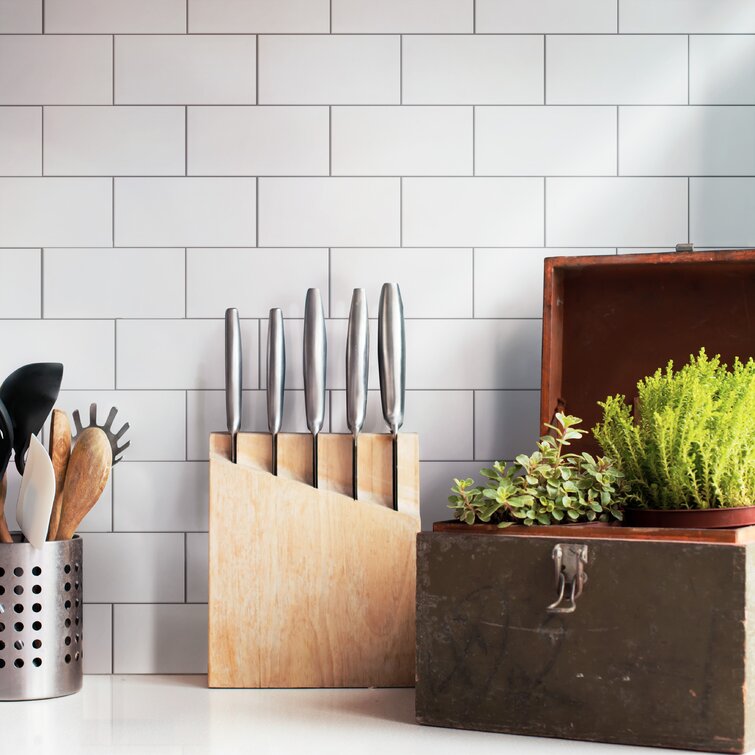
[207,431,421,688]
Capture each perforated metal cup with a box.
[0,535,83,700]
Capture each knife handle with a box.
[346,288,369,437]
[224,308,242,462]
[378,283,406,436]
[267,308,286,435]
[303,289,327,436]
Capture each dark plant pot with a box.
[624,505,755,529]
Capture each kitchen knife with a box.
[346,288,369,500]
[303,289,326,488]
[267,308,286,475]
[378,283,406,511]
[225,308,242,464]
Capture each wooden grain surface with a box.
[208,431,421,688]
[417,532,752,752]
[433,519,755,544]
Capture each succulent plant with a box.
[449,413,624,527]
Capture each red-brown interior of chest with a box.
[540,250,755,455]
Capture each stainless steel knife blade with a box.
[303,289,326,488]
[224,307,242,464]
[346,288,369,500]
[267,308,286,475]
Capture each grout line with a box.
[687,34,691,104]
[471,248,475,317]
[185,390,189,460]
[543,177,547,246]
[255,35,259,104]
[472,391,476,460]
[542,35,546,104]
[255,176,259,247]
[184,107,188,176]
[257,318,262,390]
[687,176,691,242]
[185,0,189,34]
[113,319,117,389]
[329,0,332,33]
[616,0,619,33]
[328,106,332,176]
[112,35,115,105]
[40,106,44,175]
[184,533,188,602]
[328,247,332,317]
[399,35,403,104]
[111,177,115,246]
[471,106,475,175]
[184,247,188,317]
[473,0,476,33]
[616,106,620,175]
[399,177,403,246]
[40,248,44,318]
[111,603,115,673]
[41,0,45,33]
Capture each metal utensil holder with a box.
[0,535,83,700]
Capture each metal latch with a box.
[547,543,588,614]
[675,243,694,252]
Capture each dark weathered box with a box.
[416,250,755,753]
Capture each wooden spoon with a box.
[55,428,111,541]
[47,409,71,541]
[0,473,12,544]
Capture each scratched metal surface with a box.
[416,533,749,753]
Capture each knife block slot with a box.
[207,431,421,689]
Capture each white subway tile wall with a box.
[0,1,751,674]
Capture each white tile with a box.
[114,462,208,532]
[188,0,329,32]
[474,390,541,461]
[0,35,111,105]
[117,319,259,390]
[258,317,376,393]
[620,106,755,176]
[402,35,543,105]
[330,248,472,318]
[82,604,112,674]
[188,106,328,176]
[475,106,616,176]
[403,178,543,247]
[187,248,328,318]
[474,248,613,318]
[82,533,184,603]
[45,107,185,176]
[0,177,111,247]
[331,106,472,176]
[0,249,40,318]
[0,0,41,32]
[115,35,255,105]
[46,0,185,32]
[546,177,688,247]
[690,178,755,247]
[332,0,472,32]
[114,178,255,247]
[258,35,400,105]
[114,604,207,673]
[0,107,41,174]
[690,36,755,105]
[0,320,114,389]
[259,178,400,247]
[621,0,755,33]
[186,532,208,603]
[405,319,541,389]
[186,390,319,460]
[53,390,186,462]
[477,0,616,32]
[44,249,184,318]
[330,390,474,461]
[420,460,487,529]
[546,35,688,105]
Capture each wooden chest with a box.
[416,250,755,752]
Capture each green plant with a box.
[448,414,624,527]
[593,349,755,510]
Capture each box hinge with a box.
[675,243,694,252]
[547,543,588,614]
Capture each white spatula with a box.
[16,434,56,549]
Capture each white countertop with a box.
[0,675,680,754]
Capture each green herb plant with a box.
[448,414,624,527]
[593,349,755,510]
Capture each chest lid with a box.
[540,249,755,453]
